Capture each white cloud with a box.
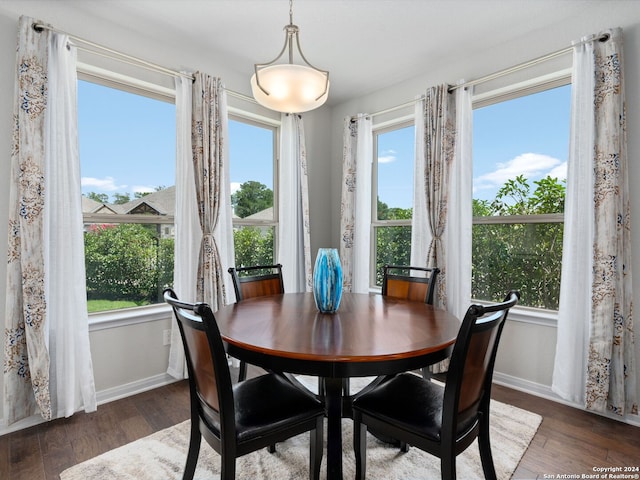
[131,185,155,194]
[547,162,567,181]
[378,149,397,164]
[474,153,563,192]
[81,176,127,191]
[230,182,241,194]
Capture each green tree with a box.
[375,198,413,284]
[84,223,170,303]
[372,175,565,309]
[490,174,565,215]
[473,198,492,217]
[472,175,565,309]
[231,181,273,218]
[112,192,131,204]
[85,192,109,203]
[233,226,274,267]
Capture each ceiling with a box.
[9,0,604,105]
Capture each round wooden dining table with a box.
[214,292,460,480]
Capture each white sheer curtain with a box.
[5,16,96,424]
[167,75,201,379]
[278,113,312,292]
[444,85,473,322]
[551,35,595,405]
[45,28,97,419]
[553,28,636,417]
[339,114,373,293]
[410,95,431,274]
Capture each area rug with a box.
[60,388,541,479]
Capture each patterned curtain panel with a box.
[5,16,96,424]
[191,73,234,310]
[411,85,456,308]
[585,28,636,416]
[5,15,52,424]
[278,114,312,292]
[553,28,636,417]
[339,114,372,293]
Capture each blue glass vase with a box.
[313,248,343,313]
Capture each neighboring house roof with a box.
[82,186,175,215]
[84,187,273,220]
[115,186,176,215]
[81,195,107,213]
[243,206,273,220]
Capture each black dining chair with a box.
[382,265,440,305]
[382,265,442,380]
[228,264,284,381]
[164,288,324,480]
[228,264,284,302]
[352,290,520,480]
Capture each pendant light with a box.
[251,0,330,113]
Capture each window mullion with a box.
[472,213,564,225]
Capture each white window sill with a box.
[369,287,558,328]
[472,301,558,327]
[88,303,172,332]
[87,292,557,333]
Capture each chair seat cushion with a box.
[233,374,324,443]
[353,373,444,440]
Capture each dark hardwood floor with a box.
[1,370,638,479]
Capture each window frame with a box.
[470,69,572,317]
[79,71,282,329]
[370,118,415,289]
[227,111,281,266]
[77,68,178,329]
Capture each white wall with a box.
[1,0,639,431]
[327,1,640,419]
[0,4,190,430]
[0,1,334,432]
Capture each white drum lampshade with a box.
[251,64,329,113]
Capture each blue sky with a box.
[78,81,176,197]
[78,81,274,200]
[227,119,274,193]
[78,81,571,207]
[472,85,571,202]
[377,84,571,209]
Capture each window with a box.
[78,80,176,313]
[228,116,278,268]
[372,122,415,287]
[472,83,571,310]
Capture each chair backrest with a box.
[228,264,284,301]
[442,290,520,438]
[164,288,235,441]
[381,265,440,304]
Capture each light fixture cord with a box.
[287,0,295,63]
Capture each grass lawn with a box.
[87,299,148,313]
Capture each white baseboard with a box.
[3,371,637,436]
[0,372,179,437]
[493,371,640,427]
[94,372,179,405]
